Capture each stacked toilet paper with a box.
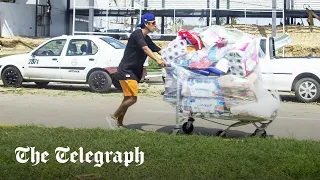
[224,40,259,77]
[161,39,188,64]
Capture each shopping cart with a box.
[161,25,281,138]
[163,64,280,138]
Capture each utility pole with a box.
[272,0,276,37]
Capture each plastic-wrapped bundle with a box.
[181,97,225,114]
[181,77,222,97]
[162,25,281,121]
[198,25,246,48]
[228,66,281,121]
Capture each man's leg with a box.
[107,79,138,129]
[112,96,137,126]
[116,97,129,126]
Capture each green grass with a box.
[146,68,162,73]
[1,125,320,180]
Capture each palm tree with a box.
[231,17,238,25]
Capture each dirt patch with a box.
[0,36,47,56]
[0,36,46,48]
[0,81,165,98]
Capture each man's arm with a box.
[135,33,166,67]
[141,46,166,67]
[146,35,162,53]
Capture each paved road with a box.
[1,80,320,141]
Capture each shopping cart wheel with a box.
[251,129,267,138]
[182,122,194,134]
[216,130,227,137]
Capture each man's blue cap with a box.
[137,13,155,27]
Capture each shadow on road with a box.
[279,94,300,103]
[280,94,320,103]
[125,123,275,139]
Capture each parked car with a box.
[94,28,130,40]
[256,36,320,102]
[0,35,148,93]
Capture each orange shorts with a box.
[119,80,139,96]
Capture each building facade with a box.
[0,0,319,37]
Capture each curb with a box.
[0,124,17,127]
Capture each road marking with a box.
[144,110,320,121]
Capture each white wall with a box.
[69,0,139,9]
[0,2,35,37]
[1,0,68,37]
[15,0,46,4]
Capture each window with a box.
[100,37,126,49]
[259,39,267,58]
[66,39,98,56]
[35,39,66,56]
[91,41,98,54]
[1,0,16,2]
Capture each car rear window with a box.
[100,37,126,49]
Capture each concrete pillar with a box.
[272,0,276,37]
[216,0,220,25]
[89,0,94,33]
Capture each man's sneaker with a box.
[135,129,146,133]
[106,115,119,130]
[119,125,129,130]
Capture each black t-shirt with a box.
[117,29,161,81]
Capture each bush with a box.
[147,57,161,69]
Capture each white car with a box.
[0,35,148,92]
[255,36,320,102]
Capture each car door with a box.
[26,39,67,80]
[59,39,99,81]
[99,37,126,73]
[258,38,294,91]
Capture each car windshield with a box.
[100,37,126,49]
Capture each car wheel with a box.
[1,66,23,87]
[294,77,320,102]
[88,70,112,93]
[35,82,50,86]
